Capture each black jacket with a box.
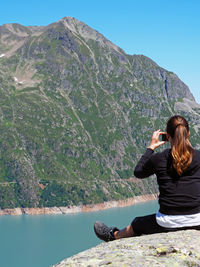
[134,148,200,215]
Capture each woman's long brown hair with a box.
[166,115,194,176]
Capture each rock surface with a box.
[54,230,200,267]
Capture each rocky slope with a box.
[54,230,200,266]
[0,17,200,209]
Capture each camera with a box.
[161,133,168,142]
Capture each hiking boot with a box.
[94,221,119,242]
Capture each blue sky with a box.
[1,0,200,103]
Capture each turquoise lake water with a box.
[0,200,159,267]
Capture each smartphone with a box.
[161,133,168,142]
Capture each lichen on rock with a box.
[54,230,200,266]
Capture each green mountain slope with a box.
[0,17,200,209]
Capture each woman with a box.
[94,115,200,242]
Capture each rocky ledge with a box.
[54,230,200,267]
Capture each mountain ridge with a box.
[0,17,200,209]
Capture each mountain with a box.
[0,17,200,209]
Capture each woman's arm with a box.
[134,148,155,178]
[134,129,166,178]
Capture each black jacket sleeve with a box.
[134,148,155,178]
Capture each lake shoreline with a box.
[0,194,158,216]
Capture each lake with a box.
[0,200,159,267]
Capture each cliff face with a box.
[54,230,200,266]
[0,17,200,209]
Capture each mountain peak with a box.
[58,16,124,54]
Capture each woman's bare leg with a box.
[114,224,135,239]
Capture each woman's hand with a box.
[148,129,166,150]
